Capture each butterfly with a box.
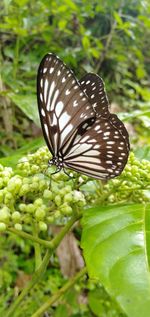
[37,53,130,180]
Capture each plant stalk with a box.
[5,213,81,317]
[31,267,87,317]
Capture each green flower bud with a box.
[29,182,38,191]
[64,193,73,203]
[23,215,32,224]
[4,192,14,204]
[0,207,10,222]
[0,179,4,189]
[38,221,47,231]
[14,223,22,231]
[12,211,21,222]
[34,198,43,206]
[39,180,47,191]
[26,204,35,213]
[63,205,73,216]
[64,185,72,193]
[0,222,7,231]
[0,191,4,203]
[19,184,30,196]
[19,203,27,212]
[35,207,46,220]
[43,189,53,200]
[54,210,61,218]
[31,165,39,173]
[3,177,10,185]
[47,216,55,223]
[55,195,62,206]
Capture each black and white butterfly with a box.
[37,53,129,180]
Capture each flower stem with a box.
[33,222,42,270]
[31,267,87,317]
[8,227,54,248]
[5,213,81,317]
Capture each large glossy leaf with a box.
[81,204,150,317]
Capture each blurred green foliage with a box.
[0,0,150,316]
[0,0,150,156]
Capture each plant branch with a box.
[33,222,42,270]
[95,4,124,73]
[5,213,82,317]
[31,267,87,317]
[8,227,54,248]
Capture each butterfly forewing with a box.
[37,53,96,156]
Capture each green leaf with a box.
[0,137,44,167]
[9,93,40,126]
[81,204,150,317]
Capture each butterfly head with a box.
[48,156,64,169]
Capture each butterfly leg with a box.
[63,168,75,179]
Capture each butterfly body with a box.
[37,53,129,180]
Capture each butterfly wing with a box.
[79,73,109,117]
[79,73,130,151]
[37,53,96,156]
[63,117,129,179]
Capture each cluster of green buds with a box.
[0,147,88,232]
[99,152,150,204]
[0,148,150,233]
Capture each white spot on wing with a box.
[59,112,71,130]
[73,100,78,107]
[55,101,64,117]
[41,108,45,117]
[50,67,54,73]
[44,78,49,103]
[51,89,59,111]
[46,81,55,111]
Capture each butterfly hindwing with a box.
[79,73,109,117]
[79,73,130,152]
[63,117,129,179]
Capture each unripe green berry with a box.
[38,221,47,231]
[14,223,22,231]
[0,222,7,231]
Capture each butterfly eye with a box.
[37,53,130,179]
